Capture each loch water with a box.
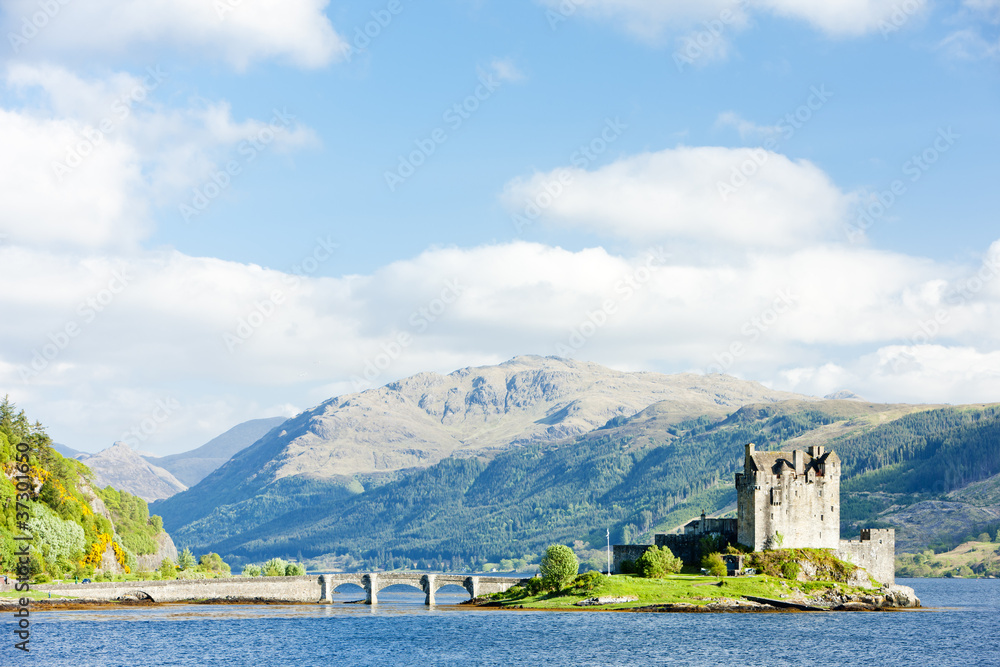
[7,578,999,666]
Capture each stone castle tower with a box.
[736,443,841,550]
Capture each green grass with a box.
[0,589,73,601]
[489,574,865,610]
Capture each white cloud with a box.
[0,65,317,251]
[3,234,999,452]
[1,0,346,69]
[715,111,783,142]
[540,0,928,42]
[502,146,856,247]
[489,58,527,83]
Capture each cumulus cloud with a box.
[0,65,316,251]
[1,0,346,69]
[502,146,856,247]
[3,234,1000,452]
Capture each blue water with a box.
[6,579,999,666]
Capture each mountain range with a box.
[150,356,1000,568]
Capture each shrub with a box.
[285,562,307,576]
[242,564,262,577]
[781,561,801,580]
[702,552,727,577]
[158,558,177,580]
[34,573,51,584]
[263,557,289,577]
[540,545,579,590]
[637,546,683,578]
[198,553,232,576]
[523,577,546,595]
[570,570,605,594]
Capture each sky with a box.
[1,0,998,455]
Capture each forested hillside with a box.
[166,399,1000,570]
[0,397,171,579]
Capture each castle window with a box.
[821,515,824,521]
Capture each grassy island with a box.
[477,572,879,611]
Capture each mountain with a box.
[52,442,88,459]
[154,356,818,540]
[154,357,1000,568]
[82,441,188,502]
[144,417,286,487]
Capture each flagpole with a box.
[606,528,611,576]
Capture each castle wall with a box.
[611,545,652,574]
[656,528,737,566]
[836,529,895,586]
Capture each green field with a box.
[485,573,867,610]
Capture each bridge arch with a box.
[119,589,154,602]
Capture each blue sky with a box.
[1,0,998,454]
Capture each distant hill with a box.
[144,417,286,487]
[52,442,88,459]
[154,356,817,542]
[82,441,188,502]
[152,357,1000,569]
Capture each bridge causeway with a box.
[321,572,528,605]
[36,573,529,606]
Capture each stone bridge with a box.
[321,572,527,605]
[36,573,527,606]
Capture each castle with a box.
[613,443,895,585]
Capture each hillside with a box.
[167,399,1000,570]
[154,356,815,537]
[81,441,188,502]
[144,417,286,487]
[0,397,175,579]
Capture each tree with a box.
[264,557,288,577]
[995,529,1000,543]
[158,558,177,579]
[178,548,196,570]
[637,546,683,578]
[702,552,727,577]
[540,544,578,590]
[198,553,231,576]
[242,564,262,577]
[285,562,306,576]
